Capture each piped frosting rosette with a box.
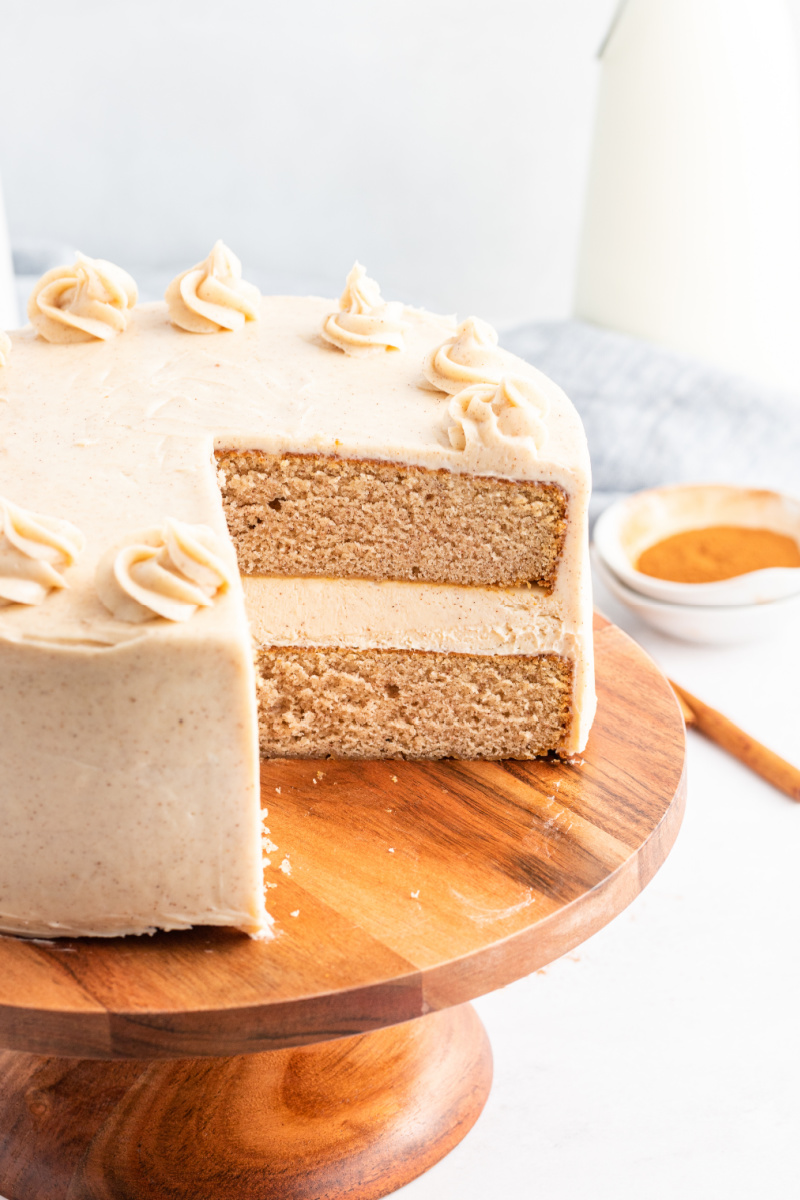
[27,255,138,344]
[0,496,85,606]
[321,262,408,356]
[96,519,234,623]
[447,376,550,456]
[423,316,507,394]
[0,330,11,367]
[166,241,261,333]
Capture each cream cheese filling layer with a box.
[244,575,572,656]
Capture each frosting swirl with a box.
[96,519,234,623]
[423,317,507,394]
[0,496,85,606]
[27,255,138,344]
[0,330,11,367]
[321,262,407,356]
[447,376,549,454]
[166,241,261,333]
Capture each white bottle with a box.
[0,177,18,331]
[574,0,800,391]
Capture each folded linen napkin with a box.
[503,319,800,517]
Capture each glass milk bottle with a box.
[574,0,800,391]
[0,177,17,331]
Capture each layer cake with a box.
[0,249,594,938]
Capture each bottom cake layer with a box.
[256,647,574,760]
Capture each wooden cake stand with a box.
[0,615,686,1200]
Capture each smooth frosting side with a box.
[423,316,507,393]
[96,520,234,623]
[0,330,10,367]
[27,256,138,343]
[165,241,261,333]
[321,262,408,356]
[0,495,84,606]
[0,623,269,939]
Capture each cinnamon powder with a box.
[636,525,800,584]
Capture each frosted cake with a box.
[0,246,595,938]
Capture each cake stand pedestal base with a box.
[0,1003,492,1200]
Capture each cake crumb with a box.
[316,770,325,779]
[391,775,398,782]
[253,643,573,760]
[275,787,281,794]
[411,889,420,899]
[290,909,299,917]
[279,857,292,875]
[265,880,277,889]
[388,847,394,853]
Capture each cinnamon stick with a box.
[669,679,800,803]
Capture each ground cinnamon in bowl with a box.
[637,526,800,584]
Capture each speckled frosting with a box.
[0,275,594,939]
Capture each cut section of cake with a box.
[214,266,595,763]
[0,248,594,938]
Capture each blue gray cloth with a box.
[503,319,800,516]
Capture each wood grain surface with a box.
[0,615,687,1061]
[0,1003,492,1200]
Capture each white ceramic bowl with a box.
[593,550,800,644]
[593,484,800,607]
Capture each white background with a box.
[1,0,613,326]
[2,4,800,1198]
[0,0,794,328]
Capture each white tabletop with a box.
[397,567,800,1200]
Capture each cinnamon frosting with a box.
[447,376,550,459]
[27,255,138,344]
[166,241,261,333]
[423,316,507,393]
[0,496,84,606]
[321,262,407,356]
[96,520,233,623]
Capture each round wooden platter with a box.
[0,614,686,1200]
